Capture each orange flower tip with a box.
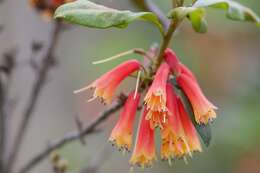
[197,109,217,124]
[144,92,167,112]
[146,111,168,129]
[160,124,201,161]
[109,138,131,153]
[144,63,169,112]
[129,154,156,168]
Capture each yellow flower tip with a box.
[161,128,191,161]
[196,109,217,124]
[162,136,191,161]
[188,139,203,154]
[146,111,168,129]
[109,133,132,152]
[144,92,167,112]
[129,153,156,168]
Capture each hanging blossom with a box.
[109,92,140,151]
[177,97,202,154]
[144,62,170,128]
[76,48,217,168]
[130,108,156,167]
[161,84,190,161]
[74,60,141,104]
[164,48,217,124]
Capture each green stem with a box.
[154,0,184,70]
[154,20,179,69]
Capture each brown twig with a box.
[18,96,126,173]
[0,48,17,173]
[6,21,62,173]
[0,73,6,173]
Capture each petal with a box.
[144,63,170,112]
[177,73,217,124]
[109,92,140,151]
[177,98,202,152]
[163,48,181,74]
[130,108,156,167]
[76,60,141,104]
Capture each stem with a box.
[154,0,184,70]
[154,20,179,69]
[6,21,62,173]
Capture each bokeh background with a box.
[0,0,260,173]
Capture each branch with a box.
[18,96,126,173]
[131,0,169,29]
[6,21,62,173]
[0,48,17,173]
[0,73,5,173]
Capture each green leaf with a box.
[54,0,163,33]
[194,0,260,26]
[168,7,208,33]
[170,79,212,147]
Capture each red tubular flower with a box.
[109,92,140,151]
[177,98,202,153]
[176,73,217,124]
[179,63,197,82]
[74,60,141,104]
[163,48,181,75]
[130,108,156,167]
[144,63,170,128]
[144,62,170,112]
[161,84,190,160]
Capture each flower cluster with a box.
[75,48,217,167]
[29,0,74,17]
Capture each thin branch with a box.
[0,48,17,173]
[0,74,5,173]
[131,0,169,29]
[6,21,62,173]
[18,96,126,173]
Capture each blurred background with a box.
[0,0,260,173]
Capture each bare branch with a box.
[131,0,169,29]
[18,96,126,173]
[0,73,5,173]
[6,21,62,173]
[0,48,17,173]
